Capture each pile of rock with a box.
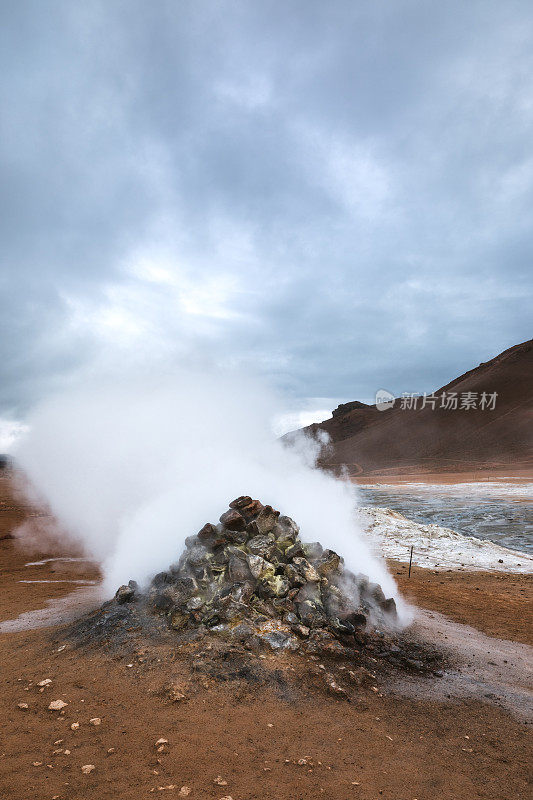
[115,496,397,648]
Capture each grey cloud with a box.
[0,0,532,419]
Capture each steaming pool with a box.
[357,482,533,555]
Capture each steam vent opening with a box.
[112,496,397,649]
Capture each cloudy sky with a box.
[1,0,532,440]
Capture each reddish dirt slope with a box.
[300,340,533,478]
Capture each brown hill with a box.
[298,339,533,479]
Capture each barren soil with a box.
[391,561,533,645]
[0,472,531,800]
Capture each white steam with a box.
[14,370,405,617]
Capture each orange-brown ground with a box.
[391,561,533,646]
[0,472,531,800]
[353,468,533,484]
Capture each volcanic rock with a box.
[219,509,246,531]
[248,504,280,536]
[115,580,138,604]
[111,498,398,653]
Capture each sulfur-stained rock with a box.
[246,554,275,581]
[283,563,305,587]
[247,533,276,556]
[259,574,290,598]
[317,550,341,576]
[284,541,305,560]
[186,596,204,611]
[223,526,249,545]
[293,557,320,582]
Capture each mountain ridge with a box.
[293,339,533,479]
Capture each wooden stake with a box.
[408,545,414,578]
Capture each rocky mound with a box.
[113,496,397,651]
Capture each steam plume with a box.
[13,369,405,618]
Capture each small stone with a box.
[198,522,218,540]
[219,509,246,531]
[253,505,280,534]
[302,542,323,561]
[32,761,43,766]
[317,549,341,576]
[214,775,228,785]
[169,611,188,630]
[115,584,135,604]
[17,702,29,710]
[246,554,275,580]
[347,667,375,686]
[229,495,253,510]
[293,557,320,582]
[285,542,305,560]
[155,737,169,747]
[70,722,80,730]
[37,678,52,687]
[325,674,349,698]
[261,574,290,598]
[89,717,101,725]
[168,683,187,702]
[48,700,68,711]
[228,553,253,582]
[81,764,96,774]
[179,788,192,797]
